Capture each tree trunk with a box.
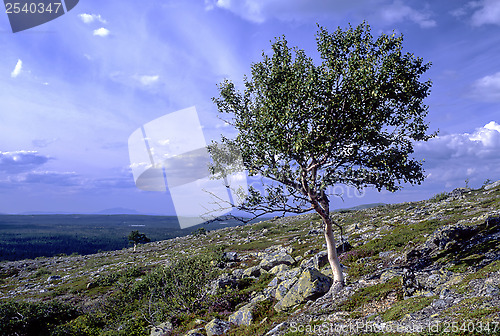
[322,215,345,295]
[133,243,137,252]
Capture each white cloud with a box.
[138,75,160,86]
[471,0,500,26]
[78,13,107,24]
[380,1,436,28]
[415,122,500,187]
[472,72,500,101]
[11,59,22,78]
[452,0,500,26]
[93,28,110,37]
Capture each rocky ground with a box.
[1,182,500,336]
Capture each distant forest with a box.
[0,215,242,261]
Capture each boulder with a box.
[150,322,173,336]
[276,267,301,281]
[242,266,262,278]
[274,278,298,301]
[268,264,289,275]
[274,268,332,311]
[185,329,205,336]
[209,275,238,294]
[259,252,295,271]
[425,223,477,251]
[401,268,423,298]
[47,275,61,282]
[484,180,500,190]
[232,268,245,279]
[205,318,230,336]
[223,252,239,262]
[228,302,255,326]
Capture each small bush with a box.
[0,301,79,336]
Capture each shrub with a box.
[0,301,79,336]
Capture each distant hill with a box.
[95,207,143,215]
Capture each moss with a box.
[381,295,435,321]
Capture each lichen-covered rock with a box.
[150,322,172,336]
[276,267,301,281]
[401,268,423,297]
[425,223,477,251]
[205,318,230,336]
[268,264,289,275]
[228,302,255,326]
[242,266,262,278]
[223,251,239,262]
[259,252,295,271]
[184,328,205,336]
[274,278,298,301]
[274,267,332,311]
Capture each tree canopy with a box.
[209,22,434,223]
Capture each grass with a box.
[381,295,436,321]
[337,277,403,313]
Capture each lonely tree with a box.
[208,22,434,293]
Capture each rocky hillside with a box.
[1,181,500,336]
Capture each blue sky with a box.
[0,0,499,215]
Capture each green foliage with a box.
[0,301,79,336]
[209,21,434,236]
[191,227,208,236]
[127,231,150,246]
[139,254,220,317]
[430,192,448,202]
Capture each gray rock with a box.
[402,268,423,297]
[223,252,239,262]
[47,275,61,282]
[185,328,205,336]
[425,223,477,251]
[228,302,256,326]
[274,278,298,300]
[265,322,288,335]
[242,266,262,278]
[267,277,281,288]
[484,180,500,190]
[209,275,238,294]
[150,322,173,336]
[276,267,301,281]
[268,264,289,275]
[205,318,230,336]
[232,268,245,279]
[259,253,295,271]
[274,268,332,311]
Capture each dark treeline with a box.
[0,215,242,261]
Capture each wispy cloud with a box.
[78,13,107,24]
[138,75,160,86]
[93,27,110,37]
[10,59,22,78]
[471,0,500,26]
[452,0,500,26]
[380,1,436,28]
[471,72,500,101]
[205,0,370,23]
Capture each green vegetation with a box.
[338,277,403,312]
[381,295,435,321]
